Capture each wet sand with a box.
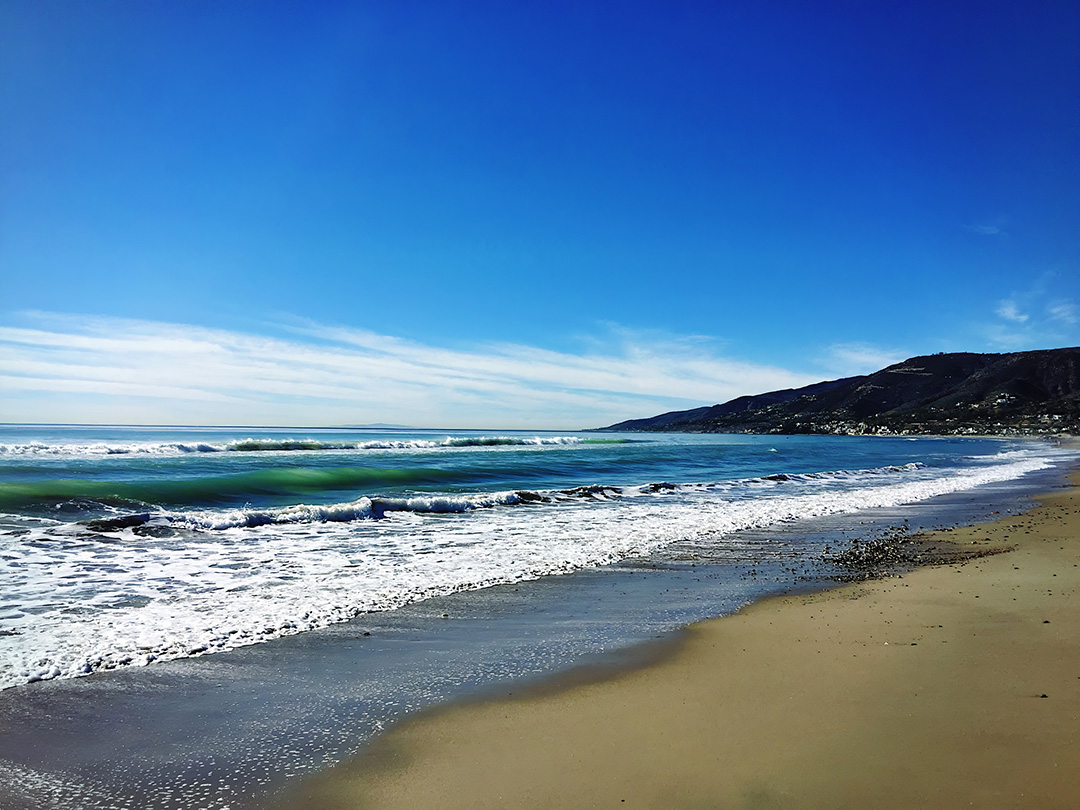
[286,473,1080,810]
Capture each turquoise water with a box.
[0,425,1056,511]
[0,424,1076,690]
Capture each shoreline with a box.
[284,472,1080,810]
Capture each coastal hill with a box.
[600,348,1080,436]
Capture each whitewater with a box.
[1,424,1077,691]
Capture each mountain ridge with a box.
[599,348,1080,436]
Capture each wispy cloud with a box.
[0,313,821,428]
[1047,300,1078,326]
[996,299,1028,323]
[819,342,908,377]
[965,215,1009,237]
[984,274,1080,350]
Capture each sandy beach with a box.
[286,472,1080,810]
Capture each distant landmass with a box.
[600,348,1080,436]
[339,423,414,430]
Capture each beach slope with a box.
[289,476,1080,810]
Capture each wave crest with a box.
[0,436,585,456]
[80,461,938,532]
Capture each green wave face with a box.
[227,440,340,452]
[0,466,457,511]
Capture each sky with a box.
[1,1,1078,428]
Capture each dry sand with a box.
[287,474,1080,810]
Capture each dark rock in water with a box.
[132,523,178,538]
[83,513,150,532]
[514,489,550,503]
[640,482,678,493]
[562,484,622,498]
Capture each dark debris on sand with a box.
[824,525,1014,581]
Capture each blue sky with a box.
[2,1,1078,428]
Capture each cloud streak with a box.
[1048,301,1078,326]
[0,313,821,428]
[996,300,1028,323]
[985,278,1080,351]
[819,342,907,377]
[965,215,1009,237]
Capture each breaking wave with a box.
[74,461,933,532]
[0,436,586,457]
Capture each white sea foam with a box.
[0,441,222,456]
[0,449,1065,690]
[0,436,584,457]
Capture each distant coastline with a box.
[599,348,1080,437]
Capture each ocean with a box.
[0,424,1077,808]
